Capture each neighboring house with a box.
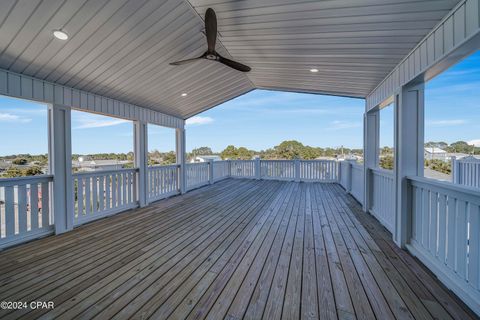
[190,155,222,163]
[72,158,130,172]
[424,147,447,161]
[446,153,470,161]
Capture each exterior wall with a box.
[0,68,184,129]
[367,0,480,111]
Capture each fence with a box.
[213,161,230,182]
[185,162,210,191]
[452,157,480,189]
[370,168,395,233]
[147,165,179,202]
[72,168,138,226]
[339,161,364,205]
[230,159,338,182]
[408,176,480,314]
[0,175,54,250]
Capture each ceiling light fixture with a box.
[181,93,188,97]
[310,68,319,73]
[53,30,68,40]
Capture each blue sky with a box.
[1,51,480,156]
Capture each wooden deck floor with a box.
[0,179,476,320]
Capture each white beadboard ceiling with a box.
[0,0,461,119]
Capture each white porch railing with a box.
[339,161,364,206]
[147,164,180,202]
[351,163,364,205]
[0,175,54,250]
[370,168,395,233]
[300,160,338,182]
[72,168,138,226]
[452,157,480,188]
[185,162,210,191]
[213,161,230,182]
[261,160,295,180]
[408,176,480,314]
[230,159,338,182]
[230,160,256,178]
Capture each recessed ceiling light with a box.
[181,93,187,97]
[53,30,68,40]
[310,68,319,73]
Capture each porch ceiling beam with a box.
[0,68,184,129]
[367,0,480,109]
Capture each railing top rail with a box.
[148,164,180,169]
[300,159,337,163]
[351,163,364,169]
[72,167,139,177]
[408,176,480,200]
[0,174,54,186]
[456,157,480,163]
[186,162,209,166]
[370,167,394,176]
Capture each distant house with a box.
[424,147,447,161]
[72,157,130,172]
[190,155,222,163]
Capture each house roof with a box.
[0,0,461,119]
[425,147,447,154]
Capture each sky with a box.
[0,51,480,156]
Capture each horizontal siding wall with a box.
[0,68,184,129]
[367,0,480,110]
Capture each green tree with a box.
[24,166,43,176]
[12,158,28,165]
[191,147,213,156]
[220,145,238,159]
[162,151,177,164]
[274,140,304,160]
[2,167,23,177]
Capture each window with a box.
[148,124,176,166]
[71,110,133,172]
[0,96,48,177]
[378,103,394,170]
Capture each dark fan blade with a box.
[169,56,204,65]
[205,8,217,53]
[218,54,251,72]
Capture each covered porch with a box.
[0,179,475,319]
[0,0,480,318]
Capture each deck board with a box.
[0,179,476,320]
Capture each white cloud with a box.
[327,120,362,130]
[186,116,214,126]
[426,119,467,126]
[468,139,480,147]
[0,113,32,123]
[74,117,128,129]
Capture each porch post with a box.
[208,159,214,184]
[394,83,424,247]
[363,109,379,213]
[176,127,186,194]
[49,104,73,234]
[134,121,148,207]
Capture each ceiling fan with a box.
[170,8,251,72]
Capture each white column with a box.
[451,156,459,184]
[208,159,214,184]
[294,159,300,182]
[176,127,186,194]
[134,121,148,207]
[394,82,424,247]
[363,109,379,212]
[255,158,261,180]
[49,104,73,234]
